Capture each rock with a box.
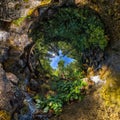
[0,63,13,110]
[0,0,56,73]
[75,0,88,5]
[6,72,19,85]
[9,32,31,51]
[0,0,42,22]
[28,79,40,92]
[0,30,10,42]
[0,46,9,62]
[18,114,33,120]
[0,63,21,111]
[0,0,21,22]
[1,31,32,72]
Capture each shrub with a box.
[35,78,87,114]
[31,6,108,51]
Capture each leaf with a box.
[43,106,49,113]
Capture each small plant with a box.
[35,95,63,114]
[35,77,87,115]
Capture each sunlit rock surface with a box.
[9,32,31,50]
[0,30,10,42]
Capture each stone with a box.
[0,46,9,63]
[0,0,42,22]
[0,63,20,111]
[0,30,10,42]
[0,63,12,110]
[6,72,19,85]
[75,0,88,5]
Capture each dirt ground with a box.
[51,85,120,120]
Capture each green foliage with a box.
[30,7,108,72]
[31,7,107,51]
[31,6,107,115]
[56,79,87,101]
[35,95,63,114]
[35,78,87,114]
[34,61,86,115]
[33,50,86,114]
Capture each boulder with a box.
[0,63,20,111]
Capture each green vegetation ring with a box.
[31,6,108,51]
[29,6,108,115]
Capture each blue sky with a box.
[49,50,74,69]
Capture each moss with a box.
[40,0,52,6]
[12,17,26,26]
[100,75,120,107]
[101,87,120,106]
[23,0,29,2]
[27,9,35,16]
[0,110,11,120]
[25,0,53,16]
[12,9,33,26]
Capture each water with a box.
[49,50,74,69]
[18,92,36,120]
[24,93,36,114]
